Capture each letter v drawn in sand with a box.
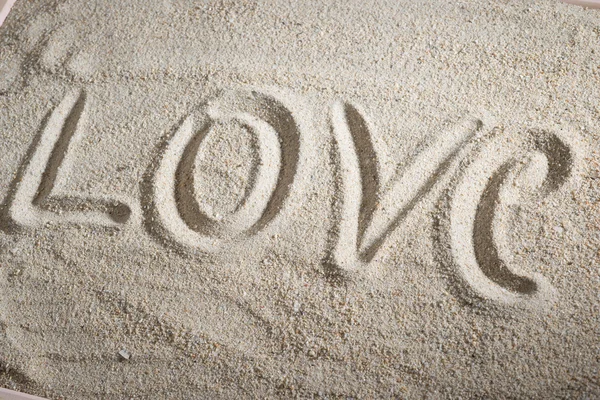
[436,128,581,310]
[2,89,133,230]
[145,90,301,252]
[325,101,488,276]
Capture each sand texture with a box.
[0,0,599,398]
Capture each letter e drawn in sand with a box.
[436,128,580,310]
[325,101,488,277]
[2,89,133,231]
[146,90,300,252]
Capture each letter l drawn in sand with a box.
[3,89,133,230]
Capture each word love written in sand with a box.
[2,89,579,309]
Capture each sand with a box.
[0,0,599,398]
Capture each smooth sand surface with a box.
[0,1,599,398]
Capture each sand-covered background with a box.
[0,0,599,398]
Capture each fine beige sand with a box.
[0,0,599,398]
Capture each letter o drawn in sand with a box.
[437,129,580,310]
[147,90,300,252]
